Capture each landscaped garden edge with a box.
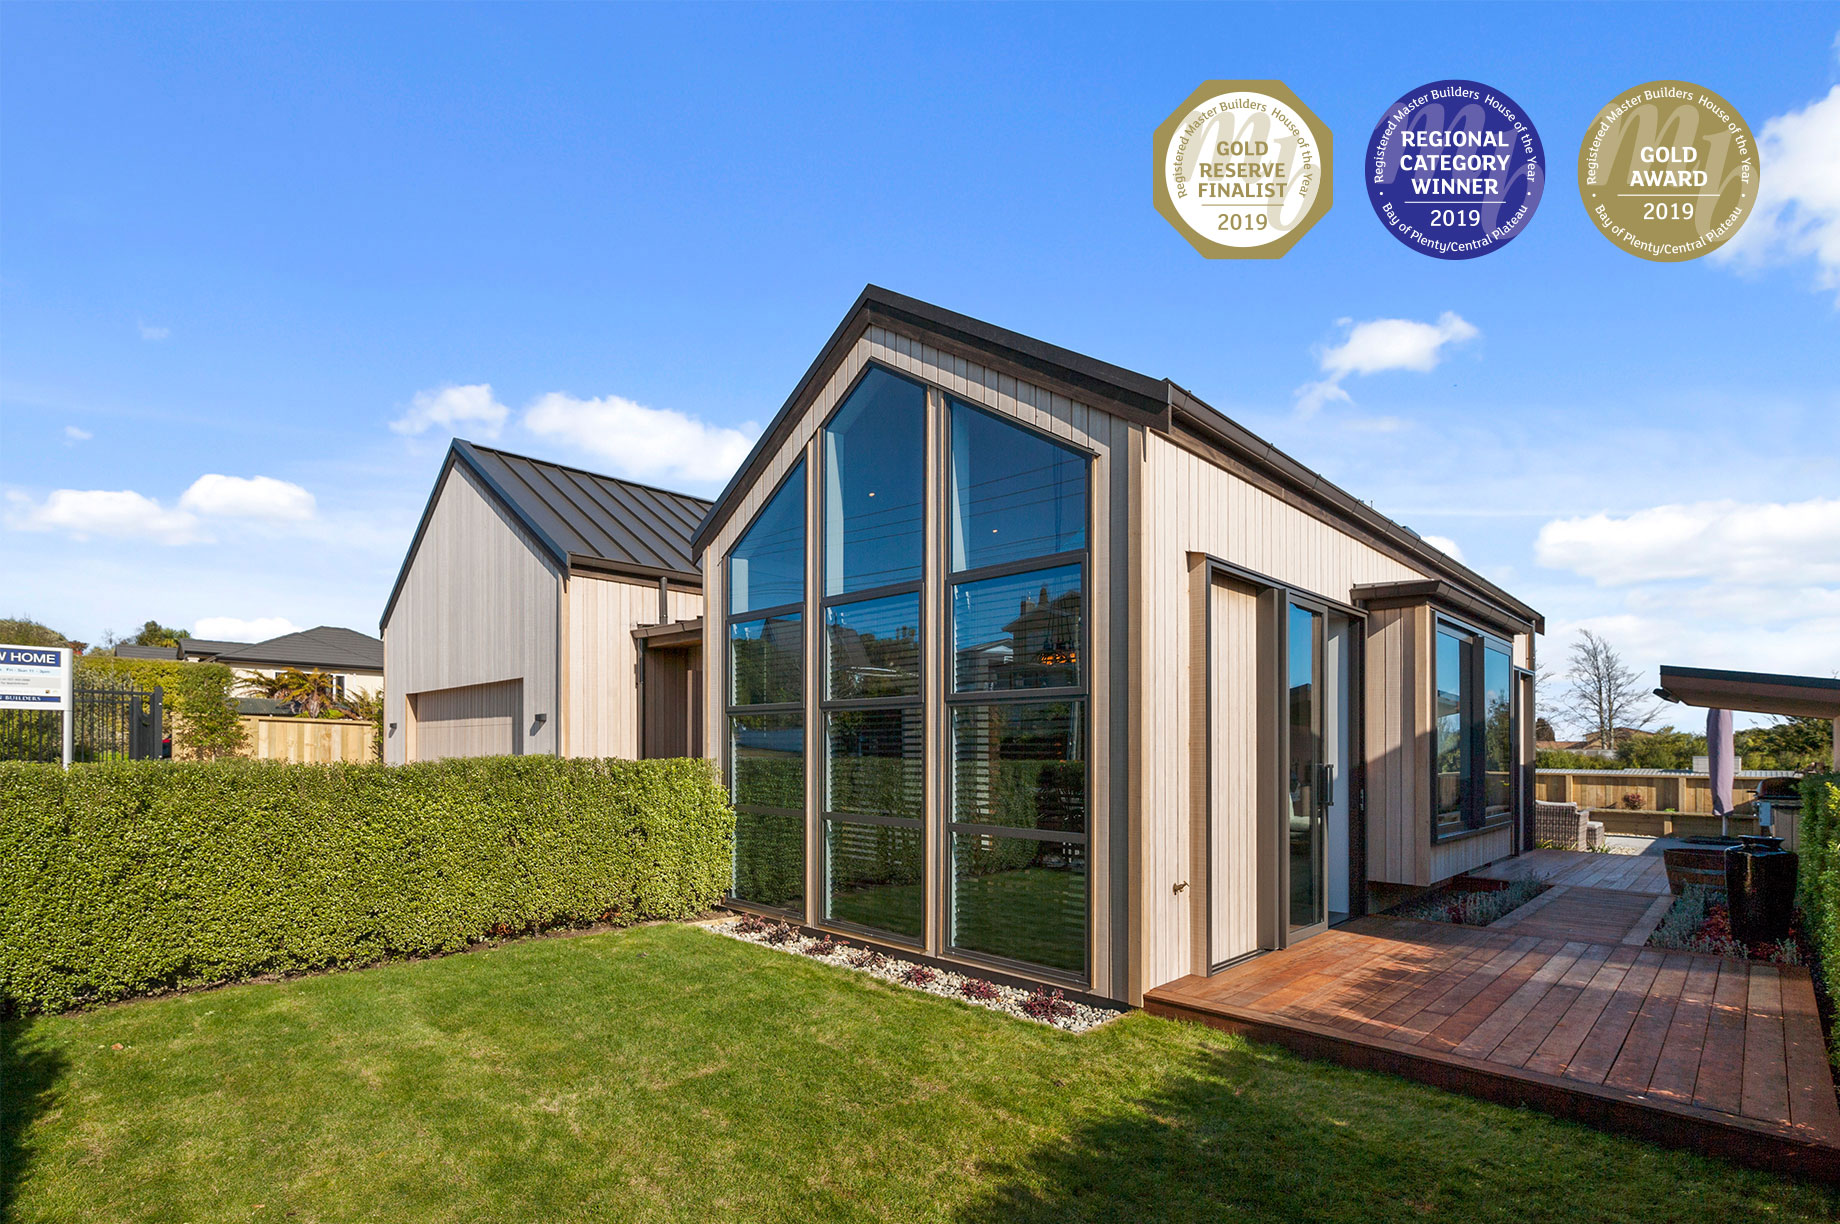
[0,755,734,1015]
[1798,773,1840,1066]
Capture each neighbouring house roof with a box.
[380,440,713,630]
[184,626,384,674]
[690,286,1543,635]
[1658,665,1840,720]
[114,643,182,660]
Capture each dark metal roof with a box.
[114,643,182,660]
[194,626,384,673]
[691,286,1543,635]
[1658,665,1840,720]
[381,440,712,630]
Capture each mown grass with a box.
[4,922,1835,1223]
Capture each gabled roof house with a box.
[380,440,710,763]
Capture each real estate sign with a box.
[0,645,75,766]
[0,645,71,709]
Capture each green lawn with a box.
[4,924,1834,1223]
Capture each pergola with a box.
[1656,665,1840,771]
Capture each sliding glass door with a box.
[1286,602,1326,937]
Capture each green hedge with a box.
[1799,774,1840,1066]
[0,755,734,1015]
[78,655,246,758]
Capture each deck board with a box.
[1144,852,1839,1182]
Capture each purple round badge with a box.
[1366,80,1544,259]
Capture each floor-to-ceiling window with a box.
[1434,617,1517,841]
[820,369,927,941]
[727,463,806,912]
[945,399,1089,976]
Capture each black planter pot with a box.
[1726,835,1797,946]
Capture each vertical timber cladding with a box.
[566,575,703,760]
[383,461,561,764]
[1135,434,1434,999]
[702,326,1130,998]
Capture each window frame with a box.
[1430,614,1519,845]
[723,459,809,915]
[815,368,930,946]
[942,395,1095,983]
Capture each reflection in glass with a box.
[827,594,920,700]
[952,566,1082,692]
[731,713,804,911]
[952,702,1084,835]
[828,708,923,821]
[824,369,925,597]
[1287,604,1322,930]
[950,400,1086,573]
[951,834,1085,973]
[826,818,924,939]
[1435,628,1466,827]
[729,462,805,615]
[730,615,802,707]
[1484,644,1513,818]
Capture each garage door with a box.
[409,679,522,761]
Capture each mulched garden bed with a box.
[710,915,1123,1033]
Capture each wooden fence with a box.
[238,715,376,763]
[1534,770,1797,814]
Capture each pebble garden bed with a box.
[711,914,1123,1033]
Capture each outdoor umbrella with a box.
[1706,707,1734,839]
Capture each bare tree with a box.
[1558,630,1657,753]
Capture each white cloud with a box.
[178,474,316,521]
[63,426,92,443]
[391,383,508,439]
[1534,497,1840,586]
[1295,312,1478,418]
[1714,83,1840,296]
[138,321,170,341]
[1420,534,1465,563]
[6,488,200,543]
[192,616,301,642]
[523,392,758,487]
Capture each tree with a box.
[0,617,70,648]
[1735,717,1834,771]
[1558,629,1656,755]
[241,668,346,718]
[130,620,186,647]
[344,689,385,761]
[1619,725,1705,771]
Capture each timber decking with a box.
[1468,846,1671,895]
[1146,854,1840,1181]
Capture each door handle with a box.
[1320,763,1335,808]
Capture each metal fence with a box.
[0,676,164,763]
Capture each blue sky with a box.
[3,2,1836,730]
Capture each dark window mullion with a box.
[821,578,924,610]
[949,549,1087,586]
[947,822,1088,843]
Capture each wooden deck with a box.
[1145,851,1840,1181]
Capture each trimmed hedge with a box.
[0,755,734,1015]
[1800,774,1840,1061]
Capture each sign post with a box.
[0,644,75,767]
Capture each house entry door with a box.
[1286,602,1328,941]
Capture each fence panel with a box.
[0,678,163,763]
[239,715,375,763]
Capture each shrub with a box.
[0,755,734,1015]
[1799,774,1840,1065]
[849,947,885,970]
[805,935,840,956]
[958,977,999,1001]
[900,964,937,987]
[763,922,798,945]
[78,655,245,759]
[732,913,772,935]
[1621,792,1643,811]
[1020,987,1072,1022]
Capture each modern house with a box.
[119,626,385,702]
[692,287,1542,1007]
[380,440,709,763]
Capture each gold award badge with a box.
[1154,80,1333,258]
[1578,81,1758,261]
